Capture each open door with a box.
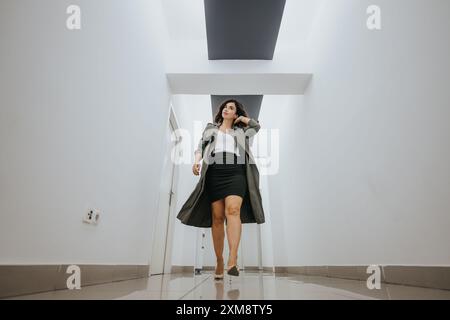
[150,106,180,275]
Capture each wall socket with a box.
[83,209,100,225]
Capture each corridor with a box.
[1,0,450,302]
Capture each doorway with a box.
[150,104,181,275]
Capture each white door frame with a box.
[149,102,180,275]
[162,107,181,274]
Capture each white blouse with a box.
[214,130,240,156]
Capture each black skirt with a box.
[205,152,247,202]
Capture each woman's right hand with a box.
[192,162,201,176]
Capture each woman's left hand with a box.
[234,116,248,125]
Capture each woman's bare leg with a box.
[224,195,243,269]
[211,199,225,274]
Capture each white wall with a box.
[0,0,171,264]
[266,0,450,266]
[258,95,304,267]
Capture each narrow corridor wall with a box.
[0,0,171,264]
[282,0,450,265]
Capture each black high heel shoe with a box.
[227,265,239,277]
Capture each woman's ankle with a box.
[227,256,238,267]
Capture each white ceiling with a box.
[160,0,207,41]
[160,0,323,50]
[160,0,322,94]
[167,73,312,95]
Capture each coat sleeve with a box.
[194,136,203,157]
[194,123,214,158]
[243,118,261,138]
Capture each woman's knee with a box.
[225,205,240,217]
[212,207,225,224]
[211,200,225,224]
[212,213,225,224]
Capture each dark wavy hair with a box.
[213,99,248,129]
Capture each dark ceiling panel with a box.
[204,0,286,60]
[210,95,263,121]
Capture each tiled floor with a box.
[6,271,450,300]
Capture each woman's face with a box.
[221,102,238,121]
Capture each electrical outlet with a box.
[83,209,100,225]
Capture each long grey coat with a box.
[176,118,265,228]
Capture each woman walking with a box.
[177,99,265,279]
